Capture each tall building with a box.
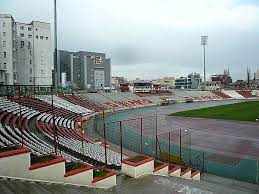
[0,14,52,85]
[58,50,111,90]
[0,14,16,85]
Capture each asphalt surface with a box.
[105,100,259,160]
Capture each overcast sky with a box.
[1,0,259,81]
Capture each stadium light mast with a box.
[54,0,58,88]
[201,35,208,91]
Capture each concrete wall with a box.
[0,147,117,188]
[192,172,200,181]
[92,173,116,189]
[181,169,191,179]
[64,169,93,185]
[121,159,154,178]
[0,151,30,178]
[135,160,154,178]
[153,165,169,176]
[29,161,65,182]
[121,163,136,177]
[169,168,181,177]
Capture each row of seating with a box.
[104,99,151,108]
[1,94,133,168]
[0,108,79,162]
[220,90,245,99]
[9,96,82,129]
[44,132,127,166]
[35,95,92,115]
[59,94,104,112]
[235,90,256,98]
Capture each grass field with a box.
[170,101,259,122]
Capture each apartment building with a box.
[0,14,52,85]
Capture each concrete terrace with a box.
[0,173,258,194]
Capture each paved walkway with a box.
[0,173,258,194]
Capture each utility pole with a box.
[18,85,24,146]
[51,86,58,155]
[179,129,182,159]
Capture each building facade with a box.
[112,76,126,91]
[175,73,202,89]
[58,50,111,90]
[0,14,16,85]
[0,14,52,85]
[156,77,175,89]
[131,80,152,93]
[175,77,191,89]
[211,69,232,87]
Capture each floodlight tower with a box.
[201,35,208,91]
[54,0,58,88]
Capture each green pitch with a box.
[169,101,259,122]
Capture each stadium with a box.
[0,86,259,193]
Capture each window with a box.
[29,78,32,82]
[14,74,17,80]
[36,35,39,39]
[36,28,38,31]
[41,70,45,75]
[28,34,32,38]
[3,22,6,27]
[28,27,32,31]
[45,37,48,40]
[20,33,24,37]
[3,41,6,47]
[30,59,32,65]
[4,52,6,58]
[30,68,32,74]
[21,41,24,48]
[28,42,31,49]
[20,26,24,30]
[3,63,6,69]
[40,36,44,40]
[3,32,6,36]
[30,51,32,56]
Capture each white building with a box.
[132,80,152,93]
[0,14,17,85]
[0,14,52,85]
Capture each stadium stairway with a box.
[0,145,117,188]
[121,156,200,181]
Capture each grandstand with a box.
[0,89,259,190]
[221,90,246,99]
[235,90,256,99]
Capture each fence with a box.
[83,113,259,185]
[0,85,72,96]
[84,114,192,167]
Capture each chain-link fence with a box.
[85,113,259,186]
